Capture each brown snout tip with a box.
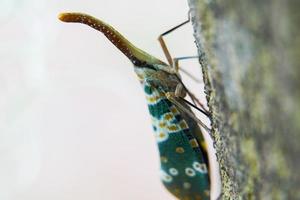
[58,12,75,22]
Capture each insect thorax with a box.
[133,64,180,93]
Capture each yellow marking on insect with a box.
[204,190,210,196]
[159,132,166,138]
[160,156,168,163]
[179,120,188,129]
[146,94,162,103]
[136,74,144,80]
[164,113,173,121]
[168,124,179,131]
[175,147,185,154]
[170,106,180,115]
[189,138,199,148]
[146,96,156,103]
[200,141,207,151]
[159,122,166,128]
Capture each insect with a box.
[58,12,211,200]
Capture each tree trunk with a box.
[187,0,300,199]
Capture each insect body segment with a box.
[59,12,210,200]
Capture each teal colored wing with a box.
[145,84,210,200]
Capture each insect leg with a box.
[158,15,190,67]
[158,13,210,117]
[172,55,210,114]
[175,77,210,115]
[157,13,200,82]
[173,56,202,83]
[179,96,211,118]
[165,92,211,134]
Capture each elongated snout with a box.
[58,12,166,67]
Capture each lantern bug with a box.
[58,12,211,200]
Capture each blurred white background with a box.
[0,0,213,199]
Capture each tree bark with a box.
[187,0,300,199]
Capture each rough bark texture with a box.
[187,0,300,199]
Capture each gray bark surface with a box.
[187,0,300,199]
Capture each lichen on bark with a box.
[187,0,300,199]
